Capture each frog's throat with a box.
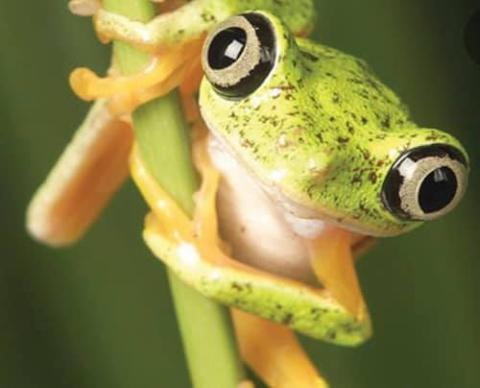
[202,116,378,238]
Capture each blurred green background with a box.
[1,1,479,387]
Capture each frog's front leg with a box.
[233,309,329,388]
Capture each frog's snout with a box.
[381,144,469,222]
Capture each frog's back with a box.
[296,38,415,139]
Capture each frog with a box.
[27,3,470,388]
[128,10,469,387]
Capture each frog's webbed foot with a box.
[27,100,133,246]
[70,39,203,115]
[233,309,329,388]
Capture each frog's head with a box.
[199,11,469,237]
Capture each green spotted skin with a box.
[200,12,467,237]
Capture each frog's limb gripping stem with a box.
[70,40,203,115]
[192,130,330,387]
[27,100,133,246]
[131,139,332,387]
[132,97,371,341]
[70,53,184,101]
[233,309,329,388]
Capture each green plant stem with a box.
[101,1,245,387]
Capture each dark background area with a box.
[1,1,479,387]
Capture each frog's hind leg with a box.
[233,309,329,388]
[27,99,133,246]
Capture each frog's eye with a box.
[201,12,276,98]
[382,144,468,221]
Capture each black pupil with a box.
[418,167,458,213]
[208,27,247,70]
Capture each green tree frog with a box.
[28,2,469,387]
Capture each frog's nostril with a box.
[382,144,468,221]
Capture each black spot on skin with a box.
[381,115,391,129]
[346,121,355,134]
[358,89,370,99]
[282,313,294,325]
[232,282,243,292]
[369,172,378,184]
[361,116,368,125]
[301,50,320,62]
[326,330,337,341]
[337,136,350,144]
[332,92,341,104]
[325,72,337,79]
[340,322,359,334]
[377,158,387,167]
[306,184,316,199]
[426,133,441,141]
[201,12,216,22]
[361,149,372,160]
[351,175,362,185]
[359,202,369,213]
[241,138,255,149]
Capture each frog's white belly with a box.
[208,135,318,284]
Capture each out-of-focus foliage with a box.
[0,1,479,387]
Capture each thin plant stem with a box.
[101,1,245,386]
